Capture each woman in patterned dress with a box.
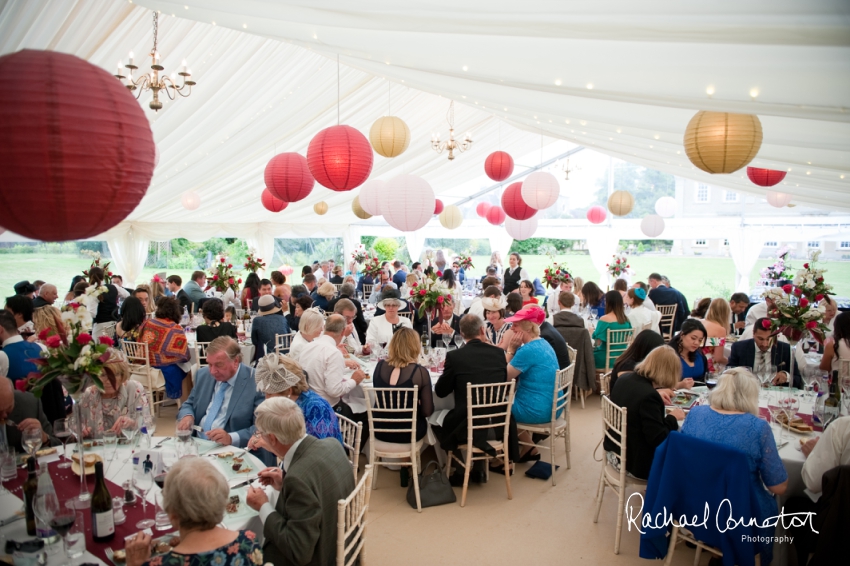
[700,298,730,372]
[482,296,513,349]
[138,297,190,400]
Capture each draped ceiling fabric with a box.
[0,0,848,251]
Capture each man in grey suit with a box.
[176,336,264,448]
[0,377,58,452]
[246,397,354,566]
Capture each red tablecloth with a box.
[7,459,176,562]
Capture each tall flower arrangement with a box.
[408,271,452,318]
[207,256,242,293]
[606,253,632,279]
[351,244,370,265]
[457,256,474,271]
[243,249,266,273]
[543,261,573,289]
[760,245,792,283]
[81,251,112,283]
[361,256,383,278]
[763,287,829,344]
[793,249,833,303]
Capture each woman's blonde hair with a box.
[317,282,336,299]
[513,319,540,339]
[709,368,759,415]
[405,273,418,286]
[387,327,421,368]
[101,348,130,388]
[634,346,681,389]
[705,297,732,329]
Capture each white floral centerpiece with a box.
[792,249,834,303]
[351,244,370,265]
[606,253,632,279]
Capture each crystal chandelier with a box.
[114,11,195,111]
[561,158,581,180]
[431,101,473,160]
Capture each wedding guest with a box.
[31,284,64,339]
[224,306,237,323]
[116,296,146,341]
[540,316,571,370]
[435,250,447,273]
[592,291,632,370]
[505,292,523,317]
[270,270,291,305]
[139,297,190,400]
[668,319,707,387]
[13,281,35,298]
[573,277,584,304]
[110,275,133,297]
[820,294,838,339]
[604,346,685,480]
[166,275,192,314]
[613,278,629,298]
[333,299,370,356]
[0,377,58,455]
[355,271,374,295]
[288,308,325,362]
[286,294,314,334]
[133,285,154,314]
[820,312,850,373]
[729,293,750,334]
[700,298,731,371]
[5,294,35,338]
[681,368,787,565]
[63,275,84,303]
[300,315,367,413]
[430,298,461,349]
[632,281,656,311]
[625,287,660,334]
[240,272,261,311]
[366,289,412,347]
[342,274,357,287]
[467,278,501,321]
[183,270,208,312]
[518,280,538,306]
[452,260,466,285]
[552,292,595,395]
[547,278,580,317]
[440,269,463,315]
[300,265,313,281]
[648,272,689,334]
[311,282,336,311]
[251,295,290,364]
[303,273,318,298]
[391,260,408,287]
[728,317,801,388]
[252,279,276,312]
[581,281,606,319]
[149,277,166,306]
[196,298,238,342]
[326,283,367,344]
[490,250,504,281]
[478,265,498,285]
[689,297,711,319]
[483,295,513,348]
[503,253,529,295]
[609,330,667,394]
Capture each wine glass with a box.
[121,418,138,463]
[441,333,451,350]
[103,431,118,462]
[36,493,75,566]
[54,419,73,469]
[142,406,156,443]
[134,463,155,529]
[22,428,42,465]
[766,393,785,444]
[454,333,464,349]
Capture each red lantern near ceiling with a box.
[501,182,536,220]
[0,50,154,241]
[264,153,314,202]
[485,151,514,182]
[486,206,506,226]
[261,188,288,212]
[587,205,607,224]
[476,202,492,218]
[307,125,373,191]
[434,199,444,215]
[746,167,787,187]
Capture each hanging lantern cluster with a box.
[684,110,763,174]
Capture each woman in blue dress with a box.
[681,367,787,564]
[668,318,707,389]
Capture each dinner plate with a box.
[222,486,259,524]
[71,453,103,476]
[157,437,220,454]
[212,452,257,480]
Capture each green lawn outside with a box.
[2,253,849,305]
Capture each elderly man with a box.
[327,283,367,343]
[0,377,57,453]
[177,336,265,448]
[647,272,688,334]
[729,292,750,334]
[300,314,366,410]
[246,397,354,566]
[31,284,65,338]
[728,317,801,388]
[333,298,370,356]
[183,270,208,311]
[430,299,461,349]
[367,270,393,306]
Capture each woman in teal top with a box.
[593,291,633,369]
[505,305,560,425]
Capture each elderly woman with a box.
[625,287,660,334]
[196,298,238,342]
[365,289,413,347]
[250,352,342,444]
[138,297,190,400]
[311,282,336,311]
[288,308,325,362]
[604,346,686,480]
[682,368,788,564]
[668,319,707,387]
[329,265,344,284]
[125,458,263,566]
[482,296,513,348]
[68,349,148,438]
[592,291,632,370]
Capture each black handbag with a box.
[406,460,457,509]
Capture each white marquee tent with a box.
[1,0,848,286]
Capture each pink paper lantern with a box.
[505,216,538,240]
[486,206,506,226]
[264,152,315,203]
[279,265,294,276]
[521,171,560,210]
[501,182,536,220]
[382,175,435,232]
[261,188,288,212]
[587,205,607,224]
[434,199,444,215]
[476,202,492,217]
[358,179,385,216]
[484,151,514,182]
[306,125,373,191]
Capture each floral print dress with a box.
[701,336,726,373]
[144,530,263,566]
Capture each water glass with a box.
[64,510,86,559]
[103,431,118,461]
[154,492,171,530]
[0,447,16,491]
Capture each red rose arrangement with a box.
[244,250,266,273]
[207,256,242,293]
[361,256,384,279]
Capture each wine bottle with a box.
[23,458,38,536]
[824,370,840,427]
[91,461,115,542]
[421,329,429,354]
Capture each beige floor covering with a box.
[154,395,697,566]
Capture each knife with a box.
[229,478,257,490]
[0,514,24,527]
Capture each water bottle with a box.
[136,405,149,451]
[35,469,59,542]
[180,306,190,327]
[813,390,826,426]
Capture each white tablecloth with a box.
[722,340,823,380]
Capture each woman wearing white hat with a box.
[482,295,513,349]
[365,288,412,348]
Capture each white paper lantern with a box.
[521,171,560,210]
[766,191,793,208]
[181,190,200,210]
[358,179,385,216]
[640,214,665,238]
[654,196,676,218]
[382,174,435,232]
[439,205,463,229]
[504,216,538,240]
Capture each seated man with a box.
[300,315,366,412]
[327,283,367,344]
[333,298,371,357]
[182,270,208,312]
[647,272,688,333]
[0,377,58,453]
[729,292,750,335]
[246,397,354,566]
[728,317,801,388]
[367,270,392,306]
[551,292,595,395]
[430,299,461,349]
[31,284,65,338]
[177,336,265,448]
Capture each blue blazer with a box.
[176,363,264,448]
[648,285,689,333]
[728,338,802,389]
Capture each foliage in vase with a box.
[81,251,112,284]
[543,261,573,289]
[351,244,370,265]
[793,249,833,303]
[361,256,384,279]
[606,253,632,279]
[243,250,266,273]
[762,286,829,344]
[408,271,452,318]
[207,256,242,293]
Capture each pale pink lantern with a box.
[382,174,436,232]
[504,216,538,240]
[358,179,385,216]
[476,202,492,217]
[766,191,793,208]
[521,171,560,210]
[587,205,607,224]
[181,190,201,210]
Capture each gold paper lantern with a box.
[684,111,763,174]
[369,116,410,158]
[313,201,328,215]
[439,205,463,229]
[351,196,372,219]
[607,190,635,216]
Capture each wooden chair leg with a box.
[503,451,513,500]
[693,546,702,566]
[593,467,606,522]
[565,422,571,470]
[370,448,378,490]
[411,452,422,513]
[445,451,453,477]
[550,429,557,486]
[580,389,586,409]
[460,450,472,507]
[663,524,679,566]
[614,484,626,554]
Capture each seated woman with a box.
[517,279,539,306]
[149,277,166,306]
[311,282,336,311]
[820,311,850,373]
[68,349,148,438]
[240,272,261,311]
[820,295,838,341]
[285,294,313,333]
[624,288,660,334]
[440,268,464,316]
[251,352,342,444]
[329,265,345,284]
[125,458,262,566]
[371,327,434,443]
[581,281,606,319]
[700,298,730,372]
[63,275,84,303]
[195,298,238,342]
[138,297,190,401]
[604,346,685,480]
[288,308,325,363]
[270,270,291,305]
[681,368,787,564]
[689,297,711,320]
[668,319,707,388]
[613,278,629,299]
[505,292,523,318]
[343,274,357,288]
[609,330,666,394]
[592,291,632,370]
[482,296,513,349]
[365,289,413,347]
[116,296,147,342]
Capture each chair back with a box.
[336,413,363,481]
[397,311,414,321]
[93,321,117,341]
[600,395,628,486]
[274,332,295,355]
[567,344,577,364]
[465,381,515,448]
[333,283,344,295]
[364,386,419,448]
[235,308,245,320]
[336,465,372,566]
[195,341,212,367]
[123,340,150,369]
[604,328,634,371]
[551,364,574,422]
[657,304,677,341]
[362,284,374,300]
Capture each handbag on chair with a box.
[406,460,457,509]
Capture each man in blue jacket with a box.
[647,273,689,334]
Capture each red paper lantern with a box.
[486,206,506,226]
[307,125,373,191]
[434,199,444,215]
[0,50,154,241]
[264,153,314,202]
[587,205,607,224]
[501,182,536,220]
[261,188,288,212]
[747,167,787,187]
[484,151,514,182]
[476,202,492,217]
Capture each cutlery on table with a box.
[153,437,172,449]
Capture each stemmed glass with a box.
[54,419,73,469]
[766,393,785,444]
[142,406,156,445]
[121,418,138,463]
[441,333,452,351]
[134,464,156,529]
[454,334,464,349]
[22,428,42,466]
[759,364,776,389]
[780,392,800,436]
[35,493,75,566]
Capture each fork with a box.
[105,548,114,563]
